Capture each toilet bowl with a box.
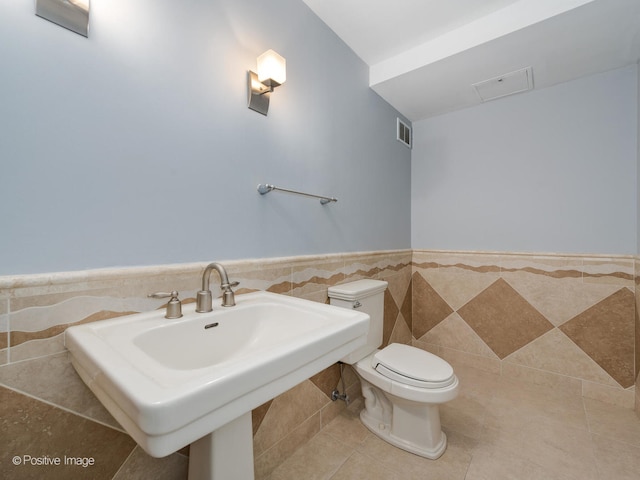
[328,280,459,459]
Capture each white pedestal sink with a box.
[65,291,369,479]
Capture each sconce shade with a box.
[257,50,286,85]
[248,49,287,116]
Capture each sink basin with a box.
[132,301,342,371]
[65,291,369,466]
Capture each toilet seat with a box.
[372,344,456,389]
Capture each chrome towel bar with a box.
[257,184,338,205]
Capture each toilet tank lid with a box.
[328,279,388,301]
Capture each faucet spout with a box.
[196,262,239,312]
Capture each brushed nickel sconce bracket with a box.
[36,0,90,37]
[248,71,275,116]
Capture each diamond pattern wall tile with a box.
[458,278,554,359]
[310,364,341,399]
[252,400,273,435]
[505,329,620,387]
[401,279,412,331]
[422,267,499,311]
[389,313,413,345]
[383,289,399,347]
[560,288,635,388]
[412,272,454,339]
[386,268,411,310]
[503,274,619,327]
[419,312,498,359]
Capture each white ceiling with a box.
[302,0,640,121]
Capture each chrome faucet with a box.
[196,262,239,311]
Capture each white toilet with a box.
[328,279,459,459]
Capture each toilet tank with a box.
[328,279,388,364]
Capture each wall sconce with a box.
[36,0,90,37]
[247,50,286,116]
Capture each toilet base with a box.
[359,404,448,460]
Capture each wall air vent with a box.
[473,66,533,102]
[396,118,412,148]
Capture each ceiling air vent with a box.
[473,66,533,102]
[397,118,412,148]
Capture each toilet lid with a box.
[372,344,456,389]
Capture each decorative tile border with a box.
[0,251,411,363]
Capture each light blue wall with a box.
[0,0,411,275]
[412,65,638,255]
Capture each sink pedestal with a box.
[188,412,254,480]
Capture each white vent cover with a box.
[396,118,411,148]
[473,67,533,102]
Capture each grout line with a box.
[582,398,606,480]
[2,347,68,367]
[325,450,353,480]
[254,412,323,477]
[0,382,128,434]
[582,394,593,436]
[109,445,138,480]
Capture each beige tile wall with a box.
[0,250,412,479]
[0,296,7,366]
[413,250,637,410]
[635,257,640,417]
[1,248,637,479]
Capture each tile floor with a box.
[265,365,640,480]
